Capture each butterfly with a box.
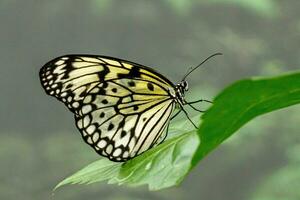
[39,53,221,162]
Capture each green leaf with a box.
[55,71,300,191]
[112,130,199,190]
[193,71,300,165]
[54,159,122,190]
[55,126,199,191]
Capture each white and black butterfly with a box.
[39,53,220,162]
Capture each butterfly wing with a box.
[40,55,174,114]
[76,80,175,161]
[39,55,176,161]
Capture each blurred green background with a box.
[1,0,300,199]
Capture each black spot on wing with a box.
[102,99,108,104]
[147,83,154,91]
[99,112,105,118]
[121,131,127,138]
[133,105,139,111]
[128,81,135,87]
[108,123,114,131]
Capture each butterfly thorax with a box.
[169,80,188,106]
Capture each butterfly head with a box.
[174,53,222,105]
[172,80,189,105]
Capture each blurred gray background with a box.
[1,0,300,199]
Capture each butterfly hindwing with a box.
[75,80,175,161]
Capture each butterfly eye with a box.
[181,80,188,91]
[184,81,189,91]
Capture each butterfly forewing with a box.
[40,55,173,111]
[39,55,176,161]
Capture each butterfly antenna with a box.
[182,53,223,81]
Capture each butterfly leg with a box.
[186,99,213,113]
[187,104,204,113]
[187,99,213,104]
[170,109,182,121]
[178,104,198,129]
[151,118,172,147]
[161,122,170,144]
